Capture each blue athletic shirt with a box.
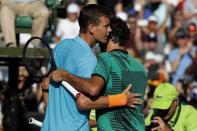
[41,36,97,131]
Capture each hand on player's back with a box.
[122,84,143,108]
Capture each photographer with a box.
[145,83,197,131]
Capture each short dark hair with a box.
[78,4,110,33]
[109,16,130,46]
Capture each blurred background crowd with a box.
[0,0,197,130]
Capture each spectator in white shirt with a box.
[55,3,80,42]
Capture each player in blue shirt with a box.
[41,4,111,131]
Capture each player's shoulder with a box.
[55,39,76,49]
[52,39,76,56]
[97,52,113,61]
[128,54,143,64]
[97,52,111,58]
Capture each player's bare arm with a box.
[50,69,104,96]
[76,85,143,110]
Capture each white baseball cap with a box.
[145,51,163,63]
[116,12,128,21]
[134,3,142,12]
[67,3,80,14]
[148,15,158,23]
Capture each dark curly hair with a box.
[109,16,130,46]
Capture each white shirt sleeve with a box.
[55,19,63,37]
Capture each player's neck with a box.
[79,33,96,47]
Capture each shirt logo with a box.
[156,95,163,99]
